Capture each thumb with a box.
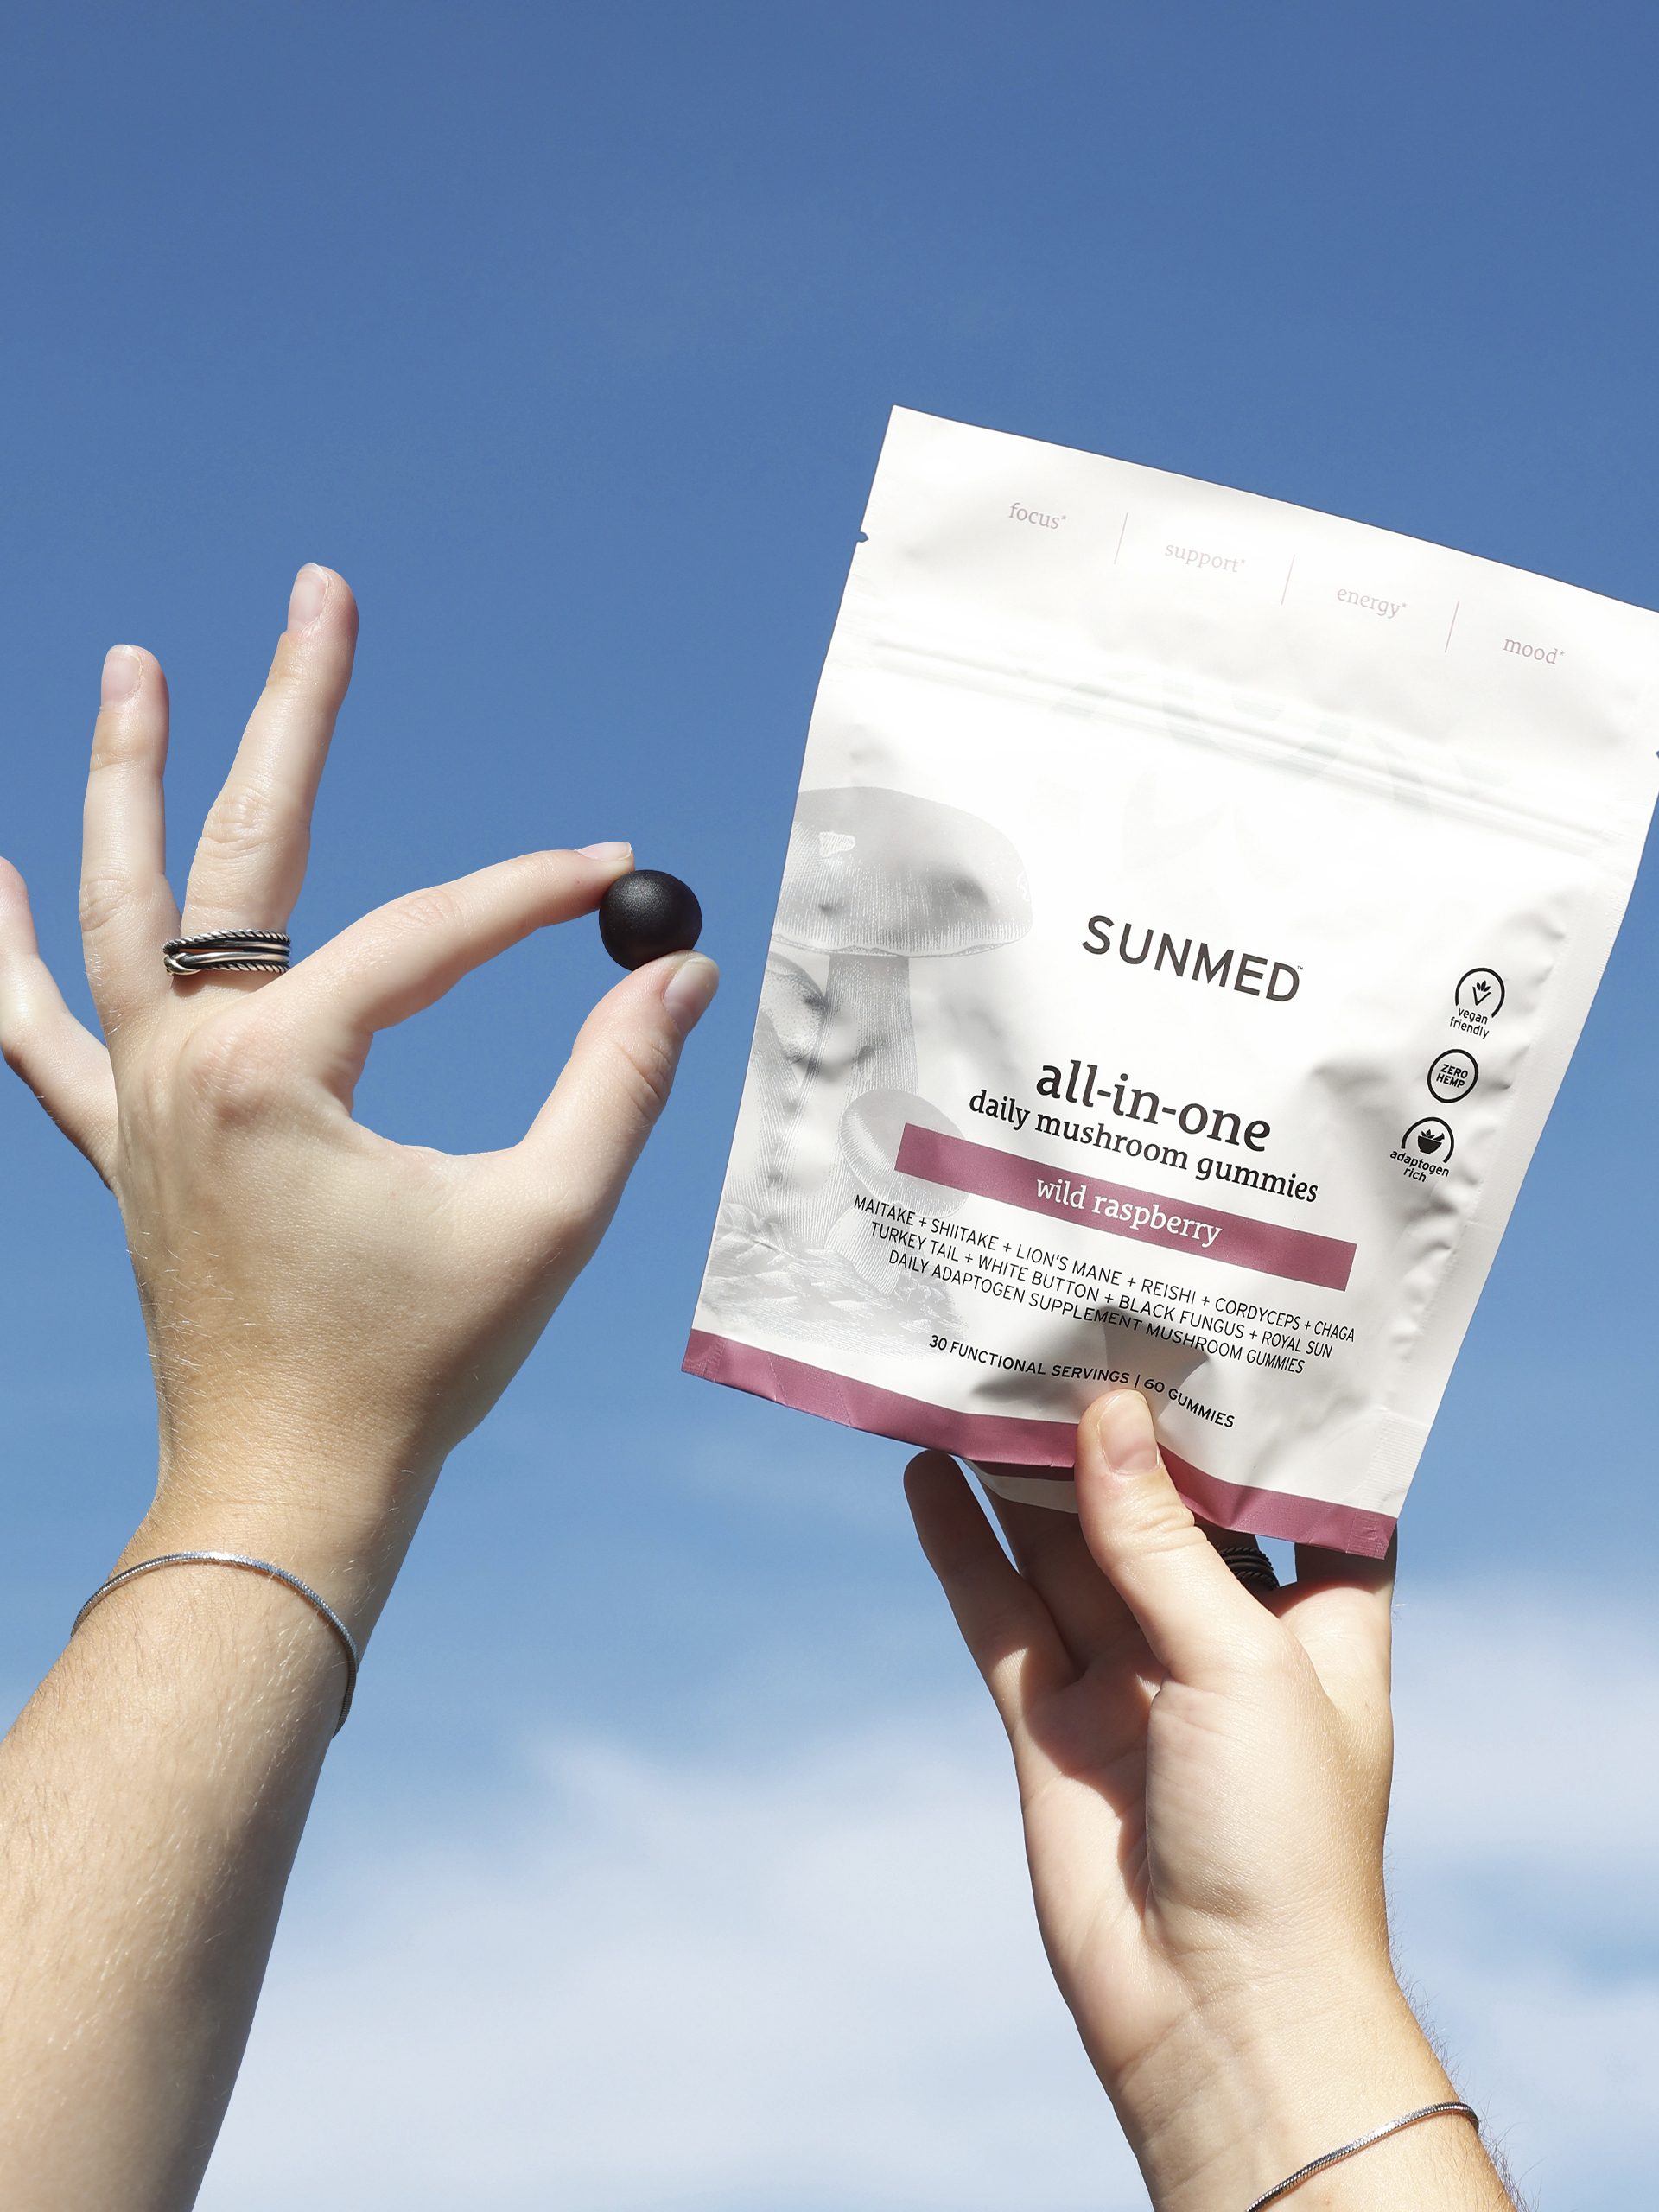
[1075,1389,1274,1684]
[506,950,719,1245]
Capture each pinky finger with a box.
[0,859,118,1180]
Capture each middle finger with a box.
[178,566,358,940]
[985,1485,1141,1671]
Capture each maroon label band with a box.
[894,1125,1356,1294]
[683,1329,1395,1557]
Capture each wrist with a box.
[1117,1967,1456,2212]
[122,1436,442,1645]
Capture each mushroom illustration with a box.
[732,952,826,1219]
[758,948,828,1081]
[774,787,1032,1244]
[838,1087,967,1215]
[824,1088,968,1290]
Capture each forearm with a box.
[1121,1974,1515,2212]
[0,1492,377,2212]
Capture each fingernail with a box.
[100,646,141,705]
[1096,1390,1160,1476]
[288,565,329,630]
[579,842,632,861]
[662,952,719,1037]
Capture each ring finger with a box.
[177,566,359,944]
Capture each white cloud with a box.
[199,1580,1659,2211]
[1386,1580,1659,2205]
[1391,1579,1659,1870]
[201,1712,1134,2212]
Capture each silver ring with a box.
[163,929,291,976]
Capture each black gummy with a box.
[598,870,703,970]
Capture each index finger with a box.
[985,1490,1141,1673]
[279,846,637,1095]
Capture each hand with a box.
[906,1393,1513,2211]
[0,567,719,2211]
[0,564,719,1629]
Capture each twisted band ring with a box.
[163,929,291,976]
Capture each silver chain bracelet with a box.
[72,1551,359,1732]
[1243,2099,1480,2210]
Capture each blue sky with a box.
[3,5,1658,2203]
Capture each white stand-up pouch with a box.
[686,409,1658,1555]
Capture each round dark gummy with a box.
[598,870,703,970]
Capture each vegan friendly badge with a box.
[1457,969,1504,1017]
[1451,966,1504,1039]
[1427,1050,1478,1103]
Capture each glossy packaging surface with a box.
[686,409,1659,1554]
